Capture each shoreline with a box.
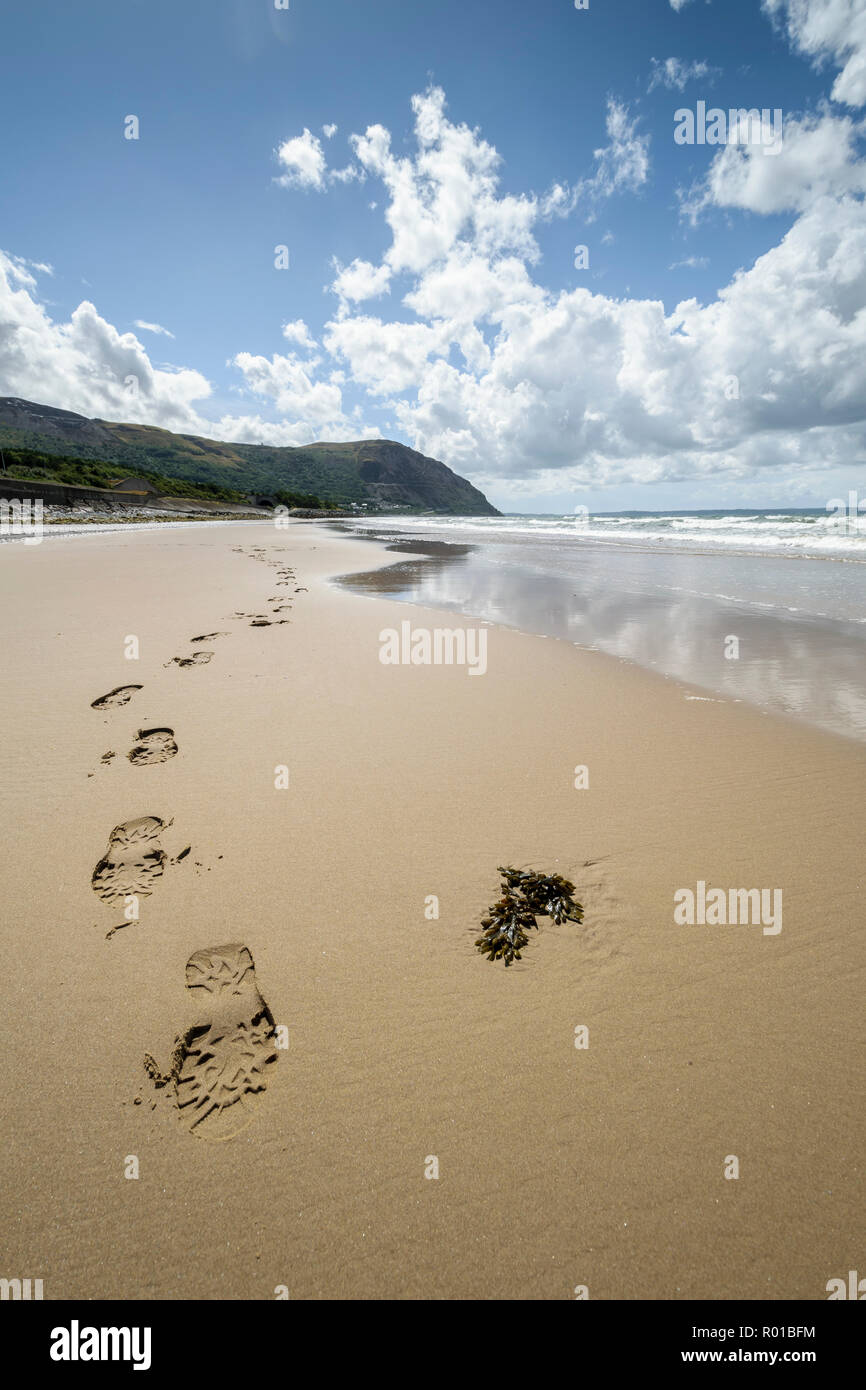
[7,508,866,743]
[1,519,864,1299]
[331,520,866,745]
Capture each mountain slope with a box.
[0,398,499,514]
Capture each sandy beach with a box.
[1,518,864,1301]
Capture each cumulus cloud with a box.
[275,127,328,190]
[133,319,175,338]
[669,0,694,10]
[763,0,866,106]
[231,350,344,423]
[324,316,452,395]
[281,319,318,350]
[0,249,210,428]
[347,89,542,275]
[275,127,364,190]
[388,196,866,492]
[322,123,338,139]
[681,107,866,219]
[649,57,718,91]
[330,258,392,304]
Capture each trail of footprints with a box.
[89,543,305,1138]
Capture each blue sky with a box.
[2,0,865,512]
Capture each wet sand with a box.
[335,521,866,742]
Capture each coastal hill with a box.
[0,397,499,515]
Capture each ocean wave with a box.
[360,512,866,559]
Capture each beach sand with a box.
[0,520,863,1300]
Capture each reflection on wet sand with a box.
[334,526,866,742]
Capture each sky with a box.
[1,0,865,513]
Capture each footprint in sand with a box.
[190,632,227,643]
[165,651,213,668]
[91,815,171,903]
[128,727,178,766]
[91,684,143,710]
[144,944,278,1140]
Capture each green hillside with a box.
[0,445,327,509]
[0,398,499,515]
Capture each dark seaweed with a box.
[475,865,584,966]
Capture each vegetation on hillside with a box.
[0,446,328,508]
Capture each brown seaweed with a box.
[475,865,585,966]
[498,866,585,925]
[475,893,538,966]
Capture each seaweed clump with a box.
[475,866,584,966]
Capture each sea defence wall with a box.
[0,476,263,514]
[0,477,358,519]
[0,476,136,508]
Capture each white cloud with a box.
[324,315,451,395]
[328,162,366,184]
[649,57,718,91]
[0,249,209,428]
[281,319,317,350]
[3,253,53,287]
[347,89,542,275]
[275,128,328,190]
[575,99,651,216]
[402,249,543,329]
[0,250,362,447]
[133,319,175,338]
[322,123,338,139]
[669,255,709,268]
[274,127,364,189]
[681,108,866,219]
[330,258,392,304]
[669,0,694,10]
[231,349,347,427]
[763,0,866,106]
